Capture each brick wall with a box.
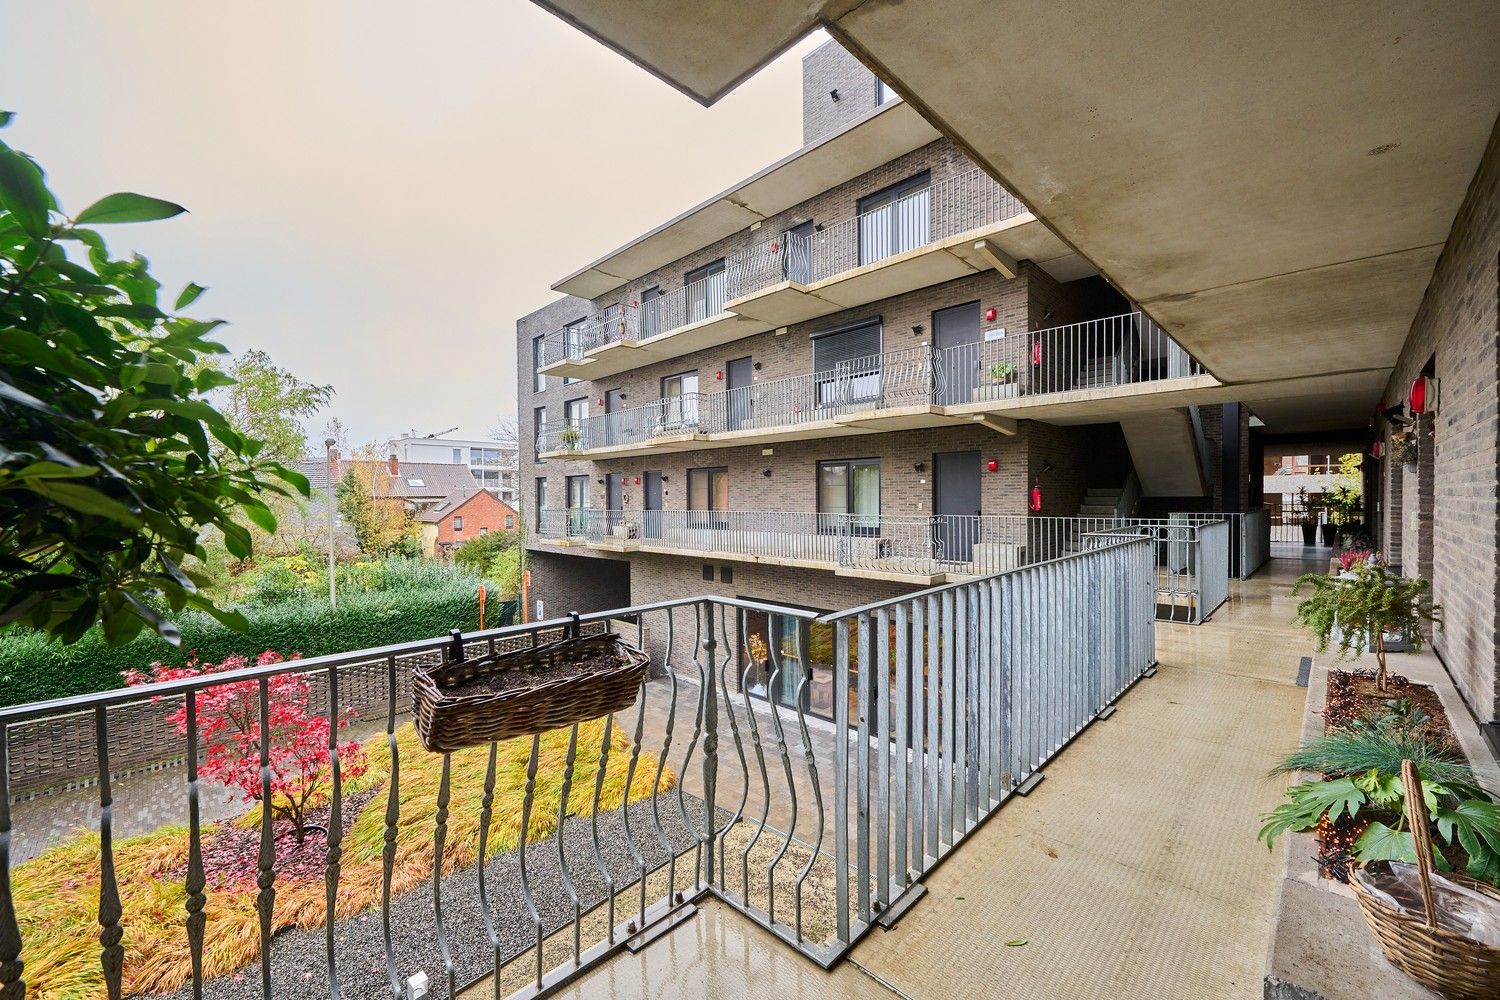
[802,40,880,146]
[432,490,518,553]
[517,293,598,532]
[524,548,631,621]
[1377,117,1499,723]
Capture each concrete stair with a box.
[1073,354,1123,389]
[1078,486,1122,517]
[1119,408,1209,496]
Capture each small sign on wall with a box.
[535,599,545,621]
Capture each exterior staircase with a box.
[1078,486,1123,516]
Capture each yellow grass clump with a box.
[13,718,670,998]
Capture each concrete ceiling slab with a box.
[532,1,1499,435]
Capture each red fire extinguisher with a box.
[1031,340,1043,366]
[1029,485,1043,512]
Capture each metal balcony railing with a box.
[0,539,1155,996]
[537,169,1025,368]
[537,510,1234,620]
[536,315,1204,455]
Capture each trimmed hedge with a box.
[0,582,518,708]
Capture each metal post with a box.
[325,437,338,609]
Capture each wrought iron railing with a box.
[0,539,1156,997]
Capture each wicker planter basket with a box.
[1348,761,1500,1000]
[412,631,649,753]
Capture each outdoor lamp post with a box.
[325,437,337,608]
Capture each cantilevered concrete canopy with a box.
[552,98,939,298]
[531,1,1500,432]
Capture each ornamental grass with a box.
[14,718,669,998]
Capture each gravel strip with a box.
[147,793,707,1000]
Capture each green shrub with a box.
[452,531,518,573]
[0,559,516,707]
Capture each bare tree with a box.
[488,415,519,449]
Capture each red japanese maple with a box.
[124,651,368,844]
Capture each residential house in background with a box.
[390,432,519,505]
[415,487,519,557]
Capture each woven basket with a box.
[1348,761,1500,1000]
[412,631,649,753]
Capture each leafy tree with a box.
[335,467,419,557]
[204,348,333,466]
[124,650,368,844]
[0,116,307,645]
[1325,452,1364,525]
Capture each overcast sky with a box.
[1,3,823,447]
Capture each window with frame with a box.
[812,319,882,407]
[817,458,880,534]
[659,370,699,430]
[857,172,930,265]
[532,334,546,392]
[504,515,514,530]
[562,316,590,384]
[876,78,900,106]
[687,466,728,529]
[564,397,588,428]
[684,259,726,324]
[533,406,546,460]
[565,475,589,535]
[534,478,546,530]
[451,447,463,463]
[480,527,489,535]
[452,516,464,531]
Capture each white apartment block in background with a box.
[389,433,518,505]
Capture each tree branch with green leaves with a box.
[0,115,308,646]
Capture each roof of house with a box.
[412,488,518,523]
[295,458,479,499]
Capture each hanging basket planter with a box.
[412,627,649,752]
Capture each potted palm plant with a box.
[1292,560,1442,691]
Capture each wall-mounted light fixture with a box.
[1040,460,1055,474]
[660,475,669,483]
[912,323,924,336]
[762,468,773,478]
[752,361,762,371]
[913,461,925,472]
[829,88,841,102]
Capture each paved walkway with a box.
[549,552,1320,998]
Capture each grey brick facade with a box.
[802,39,882,146]
[1377,115,1500,724]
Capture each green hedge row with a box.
[0,588,519,708]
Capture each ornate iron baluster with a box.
[649,608,680,897]
[381,655,402,998]
[475,742,501,995]
[586,715,617,943]
[254,679,274,999]
[762,623,798,926]
[0,722,22,1000]
[620,670,649,928]
[715,609,750,890]
[325,662,344,999]
[791,623,824,944]
[433,752,455,998]
[518,734,544,988]
[738,628,772,904]
[556,723,583,964]
[700,600,719,892]
[97,706,124,999]
[185,694,207,999]
[674,605,708,885]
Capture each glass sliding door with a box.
[857,173,931,266]
[659,371,699,432]
[687,466,728,531]
[685,259,726,323]
[741,609,839,721]
[564,475,588,537]
[817,458,880,535]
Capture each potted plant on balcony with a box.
[987,360,1018,398]
[1298,488,1319,546]
[560,425,583,451]
[1292,559,1442,691]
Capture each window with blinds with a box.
[812,319,883,407]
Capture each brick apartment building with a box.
[416,487,519,558]
[515,41,1258,705]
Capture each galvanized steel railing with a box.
[537,510,1233,622]
[536,314,1204,453]
[789,168,1024,286]
[1167,509,1271,580]
[818,535,1156,945]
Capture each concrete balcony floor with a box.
[529,553,1324,999]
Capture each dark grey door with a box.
[726,356,753,431]
[607,476,623,530]
[604,388,625,446]
[933,451,981,562]
[643,470,663,538]
[933,301,981,405]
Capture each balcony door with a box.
[643,470,663,539]
[933,451,980,563]
[685,259,726,324]
[858,173,930,267]
[726,356,753,431]
[606,476,622,531]
[933,301,981,405]
[639,286,662,338]
[660,371,698,432]
[687,466,728,532]
[604,388,625,446]
[565,475,588,536]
